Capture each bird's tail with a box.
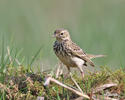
[87,54,106,59]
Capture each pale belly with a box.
[57,54,85,68]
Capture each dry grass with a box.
[0,65,125,100]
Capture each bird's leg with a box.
[81,72,84,80]
[56,61,63,78]
[69,71,83,93]
[64,67,71,79]
[77,65,84,80]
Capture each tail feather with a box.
[87,54,106,59]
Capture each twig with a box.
[92,83,117,93]
[92,95,118,100]
[44,77,90,99]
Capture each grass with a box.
[0,44,125,100]
[0,64,125,100]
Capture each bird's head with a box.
[53,28,71,42]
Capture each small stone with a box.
[37,96,44,100]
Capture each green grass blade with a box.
[0,35,5,72]
[29,46,42,66]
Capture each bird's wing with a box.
[67,42,95,67]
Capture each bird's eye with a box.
[60,33,64,35]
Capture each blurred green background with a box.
[0,0,125,69]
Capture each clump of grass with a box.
[0,43,125,99]
[1,64,125,100]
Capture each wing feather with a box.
[67,42,95,67]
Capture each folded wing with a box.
[67,42,95,67]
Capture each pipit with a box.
[53,28,105,78]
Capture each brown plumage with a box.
[53,28,105,78]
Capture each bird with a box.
[53,28,105,78]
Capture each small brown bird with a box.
[53,28,105,78]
